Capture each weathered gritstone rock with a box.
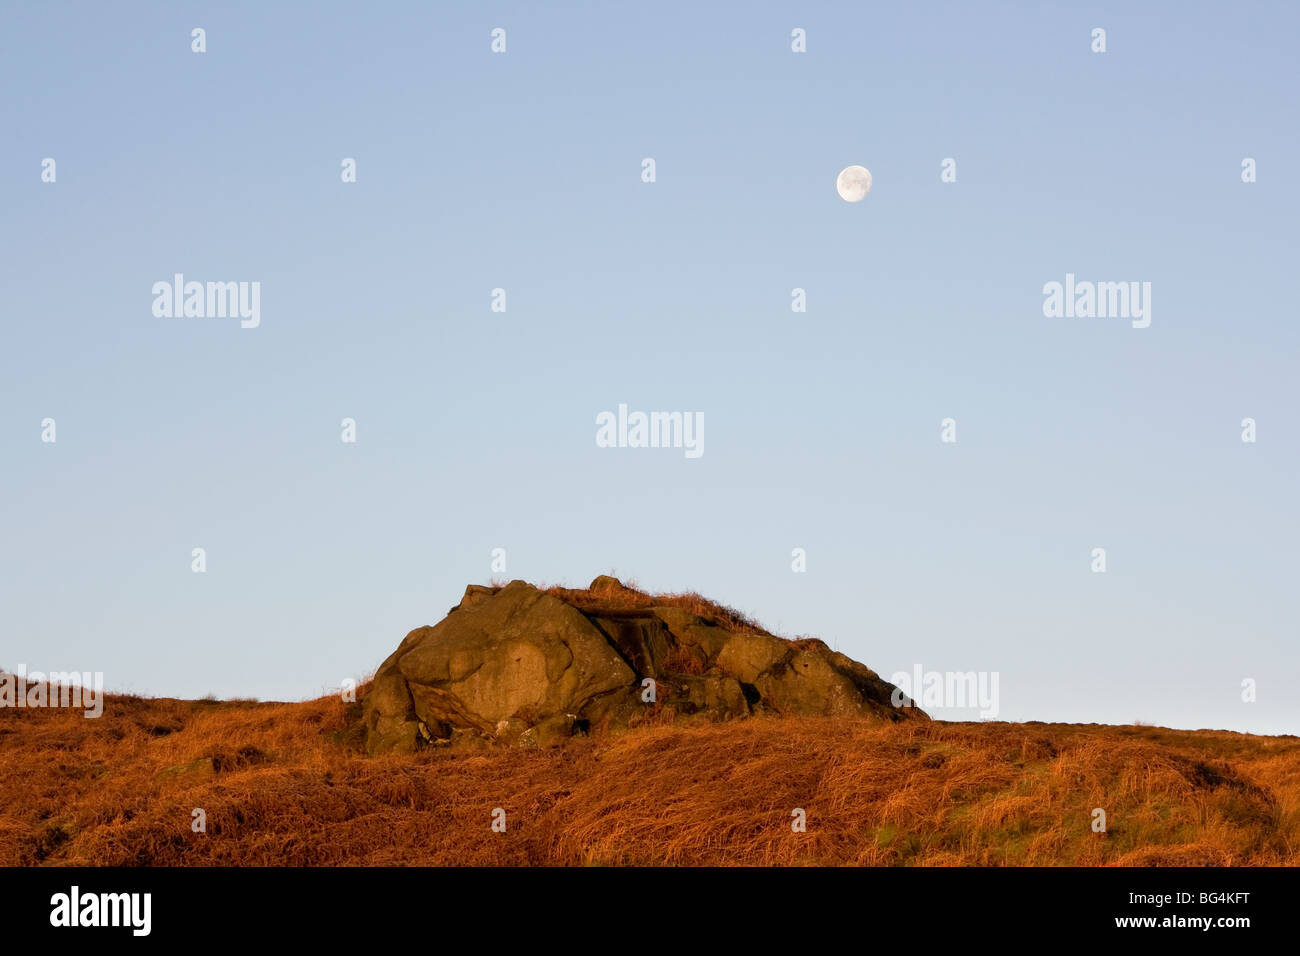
[363,577,925,754]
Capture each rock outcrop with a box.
[364,577,924,753]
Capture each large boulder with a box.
[363,577,924,753]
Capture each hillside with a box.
[3,689,1298,866]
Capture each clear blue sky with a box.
[2,1,1297,733]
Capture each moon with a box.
[836,165,872,202]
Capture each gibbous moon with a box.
[836,165,872,202]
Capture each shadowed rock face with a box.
[363,577,925,754]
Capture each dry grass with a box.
[3,689,1298,866]
[539,577,769,636]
